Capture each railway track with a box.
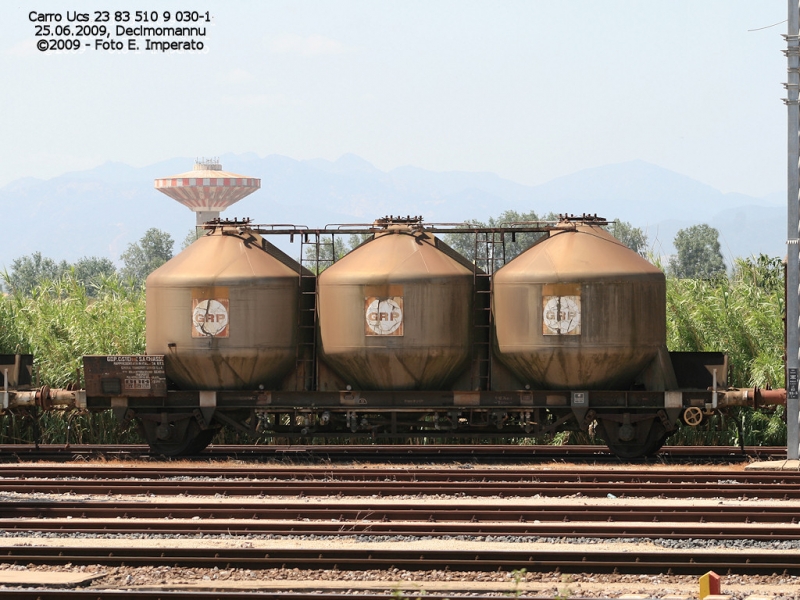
[0,544,795,575]
[3,478,795,497]
[0,443,786,463]
[1,463,799,499]
[3,498,800,525]
[2,516,799,541]
[1,461,798,588]
[3,497,800,541]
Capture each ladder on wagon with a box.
[470,231,505,391]
[295,232,339,391]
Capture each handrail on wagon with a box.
[200,213,609,236]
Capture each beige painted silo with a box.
[145,225,300,390]
[317,225,473,390]
[492,223,666,390]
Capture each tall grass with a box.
[0,274,145,387]
[666,255,784,389]
[0,410,143,445]
[0,274,146,444]
[665,255,786,446]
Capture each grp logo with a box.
[365,296,403,336]
[192,299,230,338]
[542,295,581,336]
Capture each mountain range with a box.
[0,153,786,267]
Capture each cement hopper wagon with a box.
[317,223,474,391]
[143,223,304,453]
[492,221,679,456]
[72,216,785,458]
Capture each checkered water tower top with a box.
[154,158,260,213]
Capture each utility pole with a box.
[785,0,800,460]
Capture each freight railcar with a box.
[76,215,784,457]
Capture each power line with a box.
[749,19,787,32]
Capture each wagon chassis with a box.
[91,386,712,456]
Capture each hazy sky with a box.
[0,1,788,197]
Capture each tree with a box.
[120,228,174,286]
[491,209,554,262]
[441,218,486,263]
[2,252,68,295]
[302,234,369,273]
[71,257,118,296]
[608,220,648,256]
[2,253,119,297]
[668,224,726,279]
[443,209,553,266]
[443,211,650,266]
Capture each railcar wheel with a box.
[143,416,216,457]
[604,442,647,459]
[641,422,670,457]
[601,420,668,459]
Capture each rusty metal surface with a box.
[318,226,473,390]
[145,227,300,390]
[721,387,788,407]
[0,543,797,576]
[84,355,167,398]
[5,387,85,410]
[493,224,667,390]
[0,443,784,463]
[0,464,800,496]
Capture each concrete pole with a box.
[786,0,800,460]
[195,210,220,227]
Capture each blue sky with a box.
[0,1,787,197]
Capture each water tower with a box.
[154,158,261,225]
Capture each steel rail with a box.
[5,500,800,524]
[2,463,798,482]
[2,464,798,481]
[0,545,795,575]
[4,518,800,540]
[1,478,799,499]
[0,592,581,600]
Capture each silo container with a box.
[317,225,473,390]
[146,226,300,390]
[492,223,666,390]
